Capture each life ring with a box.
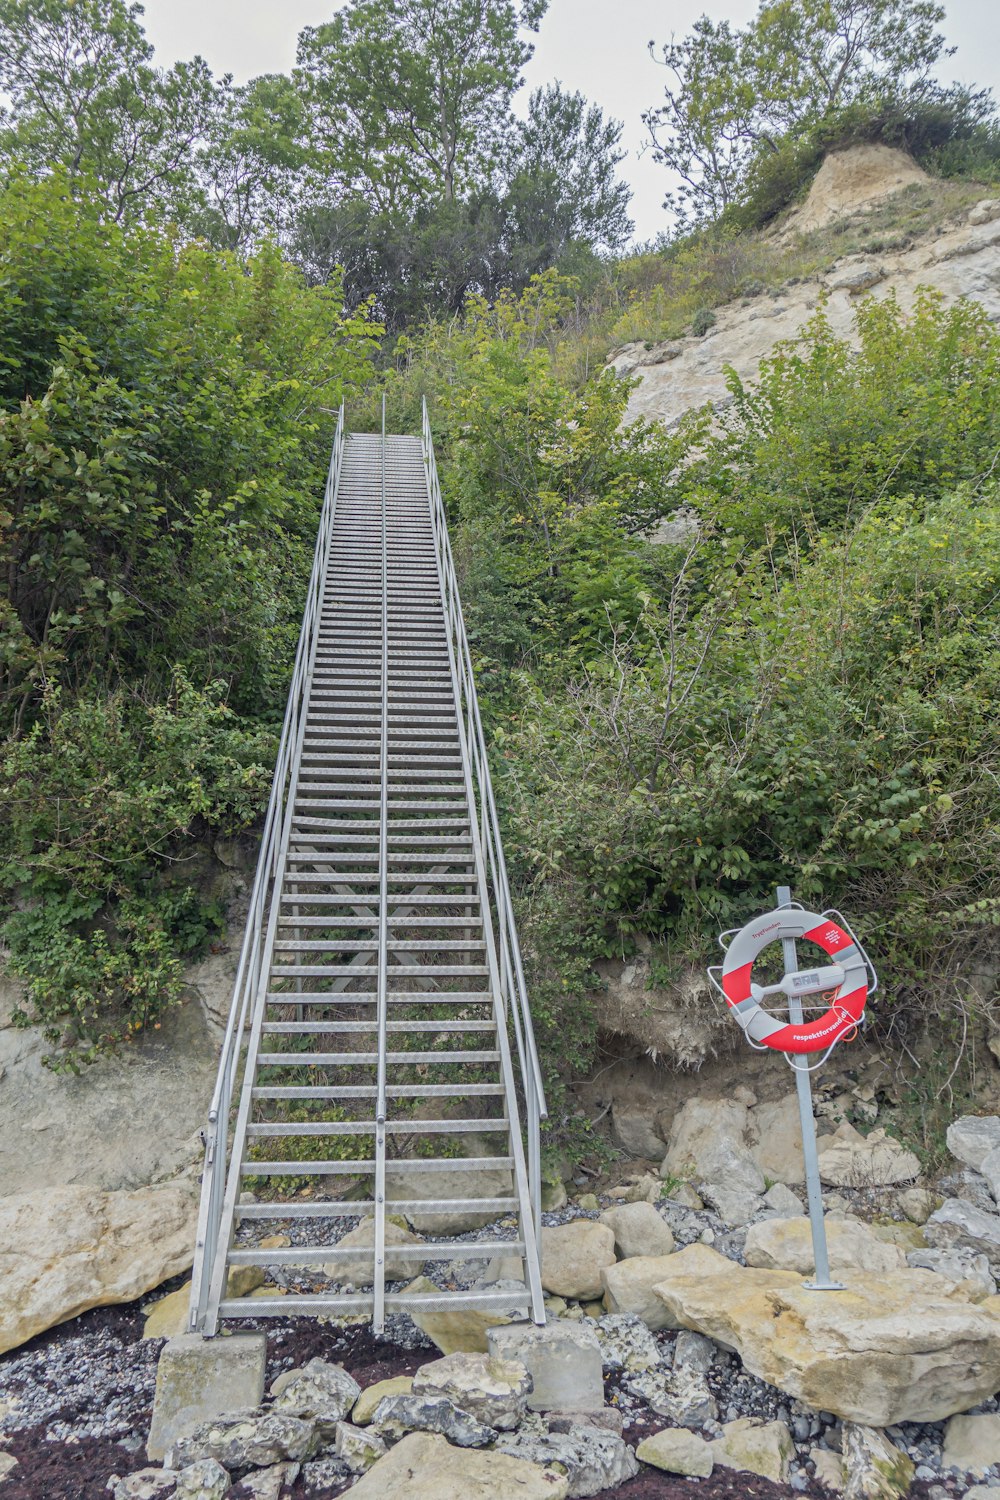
[721,908,868,1055]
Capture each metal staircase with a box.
[189,403,547,1336]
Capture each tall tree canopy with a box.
[296,0,548,208]
[645,0,955,224]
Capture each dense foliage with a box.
[0,174,377,1064]
[391,284,1000,1114]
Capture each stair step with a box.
[241,1155,513,1177]
[229,1240,523,1267]
[246,1118,505,1138]
[256,1048,500,1064]
[260,1020,495,1035]
[252,1083,505,1100]
[218,1288,529,1318]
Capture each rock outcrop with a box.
[0,1179,198,1355]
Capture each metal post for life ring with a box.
[777,886,845,1292]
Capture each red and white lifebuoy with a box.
[721,908,868,1055]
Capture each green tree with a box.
[0,0,217,222]
[192,74,309,249]
[645,0,953,224]
[296,0,548,209]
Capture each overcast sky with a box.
[140,0,1000,244]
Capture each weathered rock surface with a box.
[352,1376,413,1426]
[0,981,217,1201]
[636,1427,714,1477]
[907,1246,996,1300]
[661,1096,767,1225]
[744,1216,906,1276]
[842,1423,914,1500]
[497,1424,640,1498]
[322,1216,426,1283]
[166,1411,320,1471]
[111,1471,179,1500]
[611,1102,667,1160]
[711,1418,794,1484]
[270,1360,361,1431]
[237,1466,300,1500]
[332,1422,384,1474]
[0,1179,198,1355]
[599,1202,675,1260]
[749,1095,809,1186]
[941,1412,1000,1477]
[651,1243,1000,1423]
[897,1188,937,1224]
[541,1221,617,1300]
[411,1352,531,1429]
[344,1430,571,1499]
[372,1393,496,1448]
[981,1146,1000,1207]
[790,145,930,234]
[147,1334,267,1462]
[488,1322,605,1412]
[592,1312,662,1372]
[925,1197,1000,1275]
[602,1253,688,1329]
[618,162,1000,434]
[811,1446,846,1491]
[174,1459,230,1499]
[946,1115,1000,1171]
[817,1124,920,1187]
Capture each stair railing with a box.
[420,398,548,1233]
[189,406,346,1333]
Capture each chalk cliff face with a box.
[613,157,1000,431]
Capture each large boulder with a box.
[0,1179,198,1355]
[816,1124,920,1187]
[661,1098,766,1223]
[599,1202,674,1260]
[941,1413,1000,1478]
[271,1359,362,1433]
[373,1393,496,1448]
[842,1423,914,1500]
[404,1275,523,1354]
[344,1430,570,1500]
[610,1103,666,1160]
[601,1254,689,1330]
[651,1244,1000,1424]
[541,1222,616,1301]
[748,1095,810,1186]
[744,1217,906,1276]
[636,1427,714,1477]
[487,1322,604,1413]
[946,1116,1000,1171]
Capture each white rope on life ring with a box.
[719,907,869,1055]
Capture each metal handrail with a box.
[420,398,548,1230]
[189,405,346,1332]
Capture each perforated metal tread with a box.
[189,418,545,1336]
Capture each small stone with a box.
[941,1413,1000,1477]
[352,1376,413,1426]
[147,1334,267,1462]
[636,1427,714,1477]
[334,1420,386,1473]
[898,1188,937,1225]
[411,1351,532,1429]
[405,1274,523,1353]
[712,1418,794,1484]
[236,1466,300,1500]
[842,1423,914,1500]
[322,1216,426,1283]
[166,1412,321,1471]
[611,1103,667,1159]
[907,1246,996,1299]
[373,1393,496,1448]
[599,1202,675,1260]
[496,1423,640,1497]
[344,1430,571,1499]
[969,199,1000,225]
[733,1086,758,1108]
[270,1358,362,1430]
[925,1198,1000,1274]
[487,1322,604,1412]
[257,1234,291,1252]
[174,1460,230,1500]
[577,1193,600,1212]
[111,1471,177,1500]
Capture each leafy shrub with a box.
[690,307,716,336]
